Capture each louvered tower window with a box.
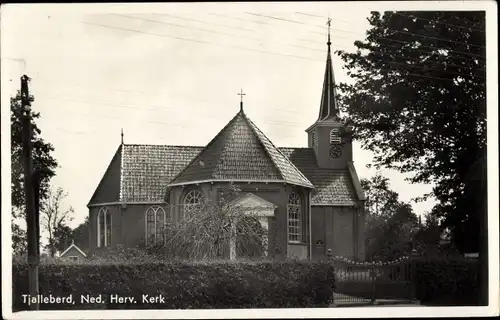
[330,128,341,144]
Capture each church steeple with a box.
[306,18,352,169]
[317,17,338,122]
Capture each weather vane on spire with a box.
[238,88,246,111]
[327,15,332,47]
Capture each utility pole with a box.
[20,74,39,310]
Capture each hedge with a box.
[414,258,479,306]
[12,259,335,310]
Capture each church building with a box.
[87,29,366,261]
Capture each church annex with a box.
[87,30,366,261]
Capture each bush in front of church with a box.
[12,259,335,310]
[414,257,480,306]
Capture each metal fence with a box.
[331,256,416,306]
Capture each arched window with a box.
[287,192,302,242]
[97,207,111,248]
[330,128,341,144]
[183,189,205,214]
[145,206,167,245]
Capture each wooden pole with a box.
[21,74,39,310]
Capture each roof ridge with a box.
[278,146,313,150]
[242,113,313,188]
[168,112,242,185]
[123,143,204,148]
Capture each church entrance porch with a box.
[227,193,277,260]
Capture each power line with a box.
[111,14,264,42]
[40,94,309,128]
[167,12,483,62]
[297,11,485,34]
[249,12,486,56]
[81,21,323,62]
[392,12,485,33]
[112,14,354,53]
[208,13,270,25]
[300,35,484,68]
[244,12,360,36]
[142,14,484,77]
[152,13,257,33]
[295,11,485,48]
[82,20,484,83]
[193,13,486,63]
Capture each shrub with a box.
[414,257,479,306]
[12,259,335,310]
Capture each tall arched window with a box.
[287,192,302,242]
[330,128,341,144]
[145,206,167,245]
[97,207,111,248]
[183,189,204,214]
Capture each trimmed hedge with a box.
[414,258,479,306]
[12,259,335,310]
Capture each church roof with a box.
[88,144,358,206]
[279,148,357,206]
[168,110,314,189]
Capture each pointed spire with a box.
[317,16,338,122]
[121,128,124,145]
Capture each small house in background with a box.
[59,240,87,261]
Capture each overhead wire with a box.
[243,12,486,57]
[81,21,324,62]
[111,14,264,42]
[39,94,310,129]
[392,12,486,33]
[177,13,485,78]
[297,11,486,35]
[79,20,485,87]
[151,12,257,33]
[134,12,484,64]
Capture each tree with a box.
[41,187,75,256]
[11,93,58,217]
[413,212,442,253]
[53,224,74,253]
[11,89,58,255]
[361,173,419,260]
[71,216,90,252]
[336,11,486,254]
[12,219,27,256]
[152,184,268,260]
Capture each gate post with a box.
[327,249,336,307]
[370,263,376,304]
[410,249,420,301]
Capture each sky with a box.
[1,2,440,234]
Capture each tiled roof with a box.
[89,137,360,206]
[168,111,314,188]
[279,148,358,206]
[120,144,202,202]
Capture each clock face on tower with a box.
[329,146,342,158]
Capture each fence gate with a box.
[331,256,416,306]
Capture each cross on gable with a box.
[238,88,246,103]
